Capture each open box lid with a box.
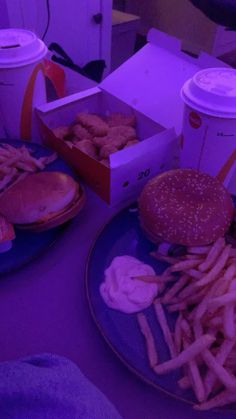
[101,28,228,134]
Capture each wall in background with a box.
[124,0,236,58]
[125,0,217,53]
[1,0,112,71]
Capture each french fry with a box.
[0,171,17,190]
[40,152,57,165]
[208,290,236,309]
[150,252,180,265]
[167,302,188,312]
[198,237,225,272]
[0,144,57,194]
[153,335,215,374]
[174,313,183,354]
[181,288,207,306]
[202,349,236,391]
[187,245,210,255]
[181,318,192,340]
[190,283,222,321]
[139,235,236,410]
[193,320,203,339]
[184,269,204,279]
[196,245,231,288]
[223,262,236,283]
[177,282,198,300]
[161,275,189,303]
[183,338,205,403]
[223,279,236,340]
[177,375,191,389]
[153,301,177,358]
[223,304,235,339]
[195,389,236,410]
[207,315,223,328]
[137,312,158,368]
[0,156,19,168]
[204,339,235,397]
[132,274,174,284]
[185,254,204,260]
[229,248,236,257]
[170,259,202,272]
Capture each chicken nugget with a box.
[124,139,139,148]
[72,124,92,141]
[106,112,136,127]
[109,125,136,142]
[99,143,118,159]
[52,126,71,140]
[75,112,109,137]
[92,136,108,147]
[74,139,98,159]
[93,131,128,149]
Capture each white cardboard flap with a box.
[101,28,228,135]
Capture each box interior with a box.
[39,88,165,141]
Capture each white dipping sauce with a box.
[100,255,158,313]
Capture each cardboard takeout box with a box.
[36,28,226,205]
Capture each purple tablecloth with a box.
[0,187,234,419]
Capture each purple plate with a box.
[0,139,77,276]
[86,203,236,411]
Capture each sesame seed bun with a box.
[138,169,234,246]
[0,171,79,225]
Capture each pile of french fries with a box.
[0,143,57,193]
[136,237,236,410]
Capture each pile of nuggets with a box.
[53,112,138,166]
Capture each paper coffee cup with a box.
[180,67,236,194]
[0,28,48,141]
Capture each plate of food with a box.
[86,168,236,412]
[0,139,85,275]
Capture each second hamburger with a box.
[0,171,79,225]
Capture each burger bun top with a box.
[138,169,234,246]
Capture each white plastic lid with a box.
[181,67,236,118]
[0,28,47,68]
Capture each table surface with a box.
[0,186,234,419]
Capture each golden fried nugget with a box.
[73,139,98,159]
[107,134,127,149]
[52,126,71,140]
[93,126,136,150]
[75,112,109,137]
[99,143,118,159]
[106,112,136,127]
[92,136,108,147]
[92,133,125,149]
[71,124,92,141]
[125,139,139,148]
[109,125,136,141]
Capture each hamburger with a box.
[0,171,79,225]
[138,168,234,246]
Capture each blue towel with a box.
[0,353,122,419]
